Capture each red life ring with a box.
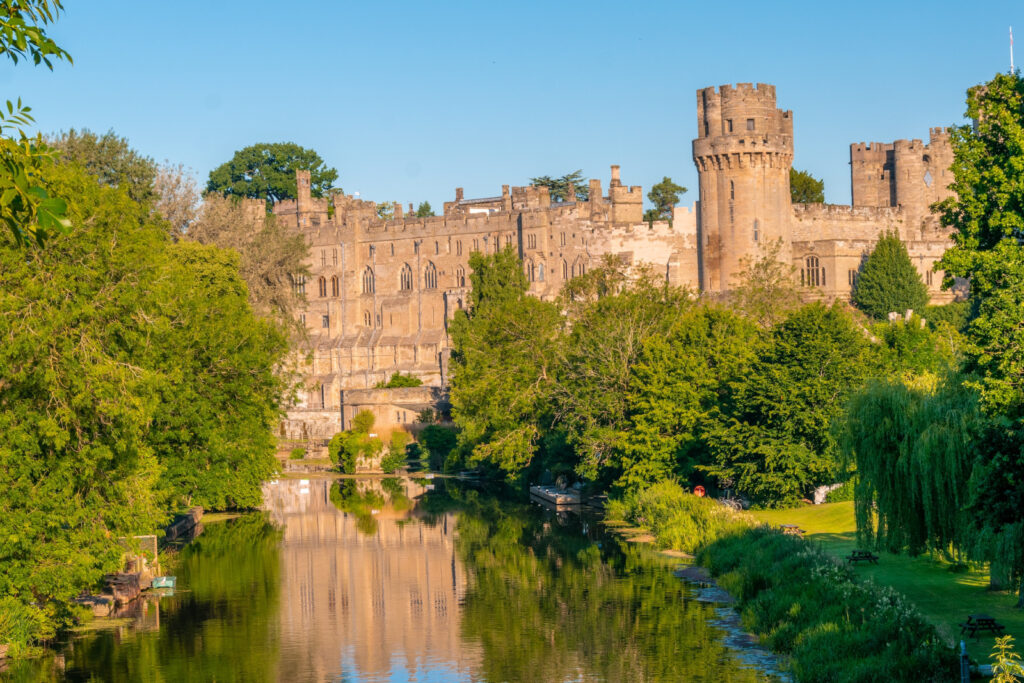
[694,485,706,497]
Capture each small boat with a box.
[151,576,176,589]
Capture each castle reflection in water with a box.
[262,477,481,682]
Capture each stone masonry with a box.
[277,82,958,443]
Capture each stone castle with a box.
[276,82,958,445]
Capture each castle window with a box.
[312,216,321,227]
[376,313,381,326]
[299,313,306,326]
[400,263,414,291]
[456,240,462,256]
[414,242,420,255]
[527,233,537,249]
[526,260,535,282]
[322,315,329,328]
[321,250,326,267]
[473,238,479,251]
[390,243,394,256]
[746,118,755,131]
[331,275,339,297]
[729,205,734,223]
[435,241,439,254]
[923,170,933,188]
[424,261,438,289]
[848,269,858,286]
[730,181,735,200]
[364,311,371,326]
[726,119,733,133]
[537,263,545,282]
[362,267,375,294]
[801,255,825,287]
[291,274,306,296]
[455,265,466,287]
[926,269,933,286]
[332,249,338,266]
[318,276,327,297]
[561,259,568,280]
[560,232,566,246]
[704,120,709,137]
[753,219,759,243]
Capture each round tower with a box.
[692,83,794,293]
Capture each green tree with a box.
[49,128,157,204]
[449,247,562,476]
[414,201,435,217]
[375,372,423,388]
[206,142,338,204]
[728,238,800,328]
[853,230,929,319]
[789,168,824,203]
[645,176,687,221]
[327,410,382,474]
[530,170,589,202]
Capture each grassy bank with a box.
[608,485,959,682]
[750,502,1024,662]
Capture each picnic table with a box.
[779,524,805,536]
[959,614,1006,640]
[845,549,879,565]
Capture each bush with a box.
[698,527,956,682]
[380,452,405,474]
[289,447,305,460]
[610,481,748,554]
[419,424,458,471]
[825,478,856,503]
[328,413,383,474]
[374,373,423,388]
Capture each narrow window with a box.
[318,276,327,297]
[560,232,566,246]
[332,249,338,266]
[363,311,371,326]
[926,269,933,286]
[456,265,466,287]
[746,118,755,131]
[322,315,329,328]
[704,120,709,137]
[321,250,326,267]
[730,181,735,200]
[804,255,823,287]
[400,263,413,291]
[753,219,759,243]
[299,313,306,326]
[526,260,535,282]
[537,263,545,282]
[362,267,375,294]
[435,241,439,254]
[456,240,462,256]
[424,262,437,289]
[726,119,733,133]
[561,260,568,280]
[331,275,339,297]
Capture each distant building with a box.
[274,83,958,444]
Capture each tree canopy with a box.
[645,176,687,222]
[50,128,157,204]
[530,170,589,202]
[789,168,824,203]
[853,230,929,319]
[206,142,338,204]
[414,201,435,217]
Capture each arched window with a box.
[362,267,375,294]
[318,276,327,297]
[330,275,339,297]
[561,260,568,280]
[363,311,371,326]
[801,255,825,287]
[456,240,462,256]
[455,265,466,287]
[753,219,759,243]
[572,258,586,278]
[424,261,437,289]
[290,274,306,295]
[400,263,413,291]
[526,260,535,282]
[537,262,545,282]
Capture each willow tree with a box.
[841,378,982,556]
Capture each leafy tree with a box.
[530,170,589,202]
[414,201,435,217]
[206,142,338,204]
[645,176,686,221]
[448,247,562,476]
[0,0,72,247]
[188,194,309,326]
[790,168,824,203]
[376,201,394,220]
[419,424,458,471]
[327,410,383,474]
[50,128,157,204]
[702,303,869,505]
[152,162,200,236]
[853,230,929,319]
[728,238,800,327]
[375,372,423,388]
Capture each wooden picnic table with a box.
[779,524,805,536]
[959,614,1006,640]
[845,549,879,565]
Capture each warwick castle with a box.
[277,83,958,445]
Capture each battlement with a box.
[792,203,901,220]
[696,82,793,141]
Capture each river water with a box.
[11,477,786,682]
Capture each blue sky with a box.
[8,1,1022,209]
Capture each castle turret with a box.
[692,83,794,293]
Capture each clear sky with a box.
[9,0,1023,209]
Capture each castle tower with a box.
[692,83,794,293]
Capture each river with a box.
[10,477,787,682]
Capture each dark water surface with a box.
[10,477,785,682]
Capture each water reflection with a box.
[11,477,783,682]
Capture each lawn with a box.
[749,501,1024,662]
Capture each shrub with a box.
[698,527,956,682]
[289,447,305,460]
[328,414,383,474]
[374,373,423,388]
[825,478,856,503]
[380,452,405,474]
[419,424,458,471]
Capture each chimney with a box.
[589,178,602,202]
[567,180,576,202]
[394,202,403,219]
[455,187,464,202]
[610,164,621,187]
[408,202,414,214]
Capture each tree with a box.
[646,176,687,221]
[206,142,338,204]
[448,247,562,476]
[415,201,435,217]
[853,230,929,319]
[327,410,382,474]
[50,128,157,204]
[188,194,309,326]
[530,170,590,202]
[152,162,200,236]
[790,168,824,203]
[729,238,800,327]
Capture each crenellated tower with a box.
[692,83,794,293]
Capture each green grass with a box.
[749,502,1024,661]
